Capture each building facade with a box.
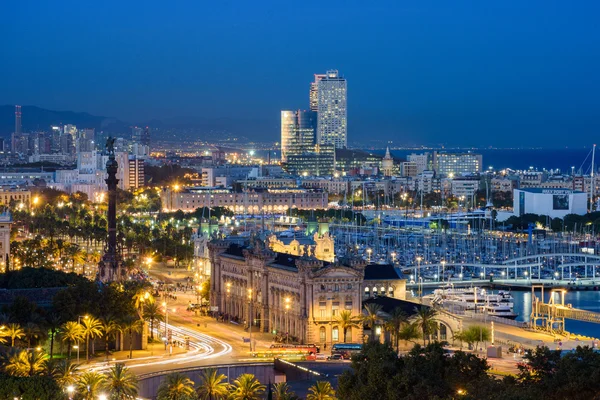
[317,70,347,149]
[433,152,482,178]
[0,189,31,208]
[161,187,328,213]
[513,188,587,218]
[208,235,406,346]
[285,144,335,177]
[281,110,317,163]
[381,147,394,177]
[310,74,326,112]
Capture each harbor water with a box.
[512,289,600,338]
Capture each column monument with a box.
[98,137,124,282]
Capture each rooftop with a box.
[364,263,404,280]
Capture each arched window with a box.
[332,326,339,342]
[439,323,447,341]
[319,326,326,343]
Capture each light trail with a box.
[89,321,232,372]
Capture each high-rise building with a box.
[15,105,22,136]
[78,128,95,152]
[285,144,335,177]
[281,110,317,162]
[407,153,431,174]
[141,126,150,147]
[131,126,143,143]
[317,70,347,149]
[309,74,326,112]
[127,156,145,189]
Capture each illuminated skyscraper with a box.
[309,74,326,112]
[317,70,347,149]
[280,110,317,162]
[131,126,143,143]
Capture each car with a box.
[315,354,328,361]
[327,354,344,361]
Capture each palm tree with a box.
[306,381,337,400]
[23,322,42,348]
[362,303,383,342]
[335,310,361,343]
[77,371,106,400]
[397,322,422,348]
[5,324,25,347]
[156,372,196,400]
[196,368,230,400]
[384,307,409,352]
[133,286,155,316]
[413,306,438,345]
[6,323,25,347]
[45,358,80,388]
[229,373,265,400]
[4,349,47,376]
[143,302,164,341]
[454,325,491,352]
[103,363,138,400]
[100,316,119,362]
[81,316,102,361]
[273,382,298,400]
[119,315,143,360]
[46,314,62,358]
[61,321,83,360]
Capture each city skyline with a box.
[2,2,600,147]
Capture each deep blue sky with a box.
[1,1,600,146]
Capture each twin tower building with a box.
[281,70,347,176]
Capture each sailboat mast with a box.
[591,144,596,212]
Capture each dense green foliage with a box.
[337,342,600,400]
[0,267,87,289]
[0,374,63,400]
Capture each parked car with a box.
[327,353,344,361]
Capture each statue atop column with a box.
[98,136,124,282]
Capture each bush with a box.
[0,374,63,400]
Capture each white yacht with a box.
[427,286,517,318]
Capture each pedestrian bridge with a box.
[531,286,600,336]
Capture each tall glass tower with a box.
[317,70,347,149]
[280,110,317,162]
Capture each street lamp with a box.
[285,297,291,344]
[66,386,74,400]
[366,248,372,262]
[162,301,169,339]
[226,283,231,322]
[391,252,396,263]
[248,288,253,352]
[440,260,446,282]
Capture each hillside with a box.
[0,105,129,137]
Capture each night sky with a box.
[2,1,600,146]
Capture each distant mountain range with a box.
[0,105,278,142]
[0,105,130,137]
